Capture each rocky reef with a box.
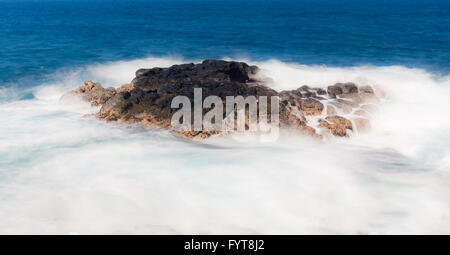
[61,60,382,139]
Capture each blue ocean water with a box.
[1,0,450,235]
[0,0,449,86]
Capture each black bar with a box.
[0,235,447,254]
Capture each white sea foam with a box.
[0,56,449,234]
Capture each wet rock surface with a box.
[61,81,116,107]
[62,60,382,139]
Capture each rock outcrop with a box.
[61,81,116,107]
[61,60,382,139]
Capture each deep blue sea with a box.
[1,0,450,234]
[1,0,449,86]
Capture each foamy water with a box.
[0,57,449,234]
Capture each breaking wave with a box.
[0,56,449,234]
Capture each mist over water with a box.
[0,57,449,234]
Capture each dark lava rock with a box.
[62,60,382,139]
